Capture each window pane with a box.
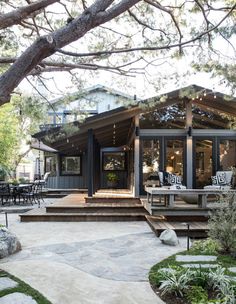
[142,139,160,183]
[103,152,126,171]
[195,139,213,188]
[45,156,56,175]
[61,156,81,175]
[165,139,184,176]
[220,140,236,170]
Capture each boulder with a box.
[0,227,21,259]
[159,229,179,246]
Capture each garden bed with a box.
[149,240,236,304]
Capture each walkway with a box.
[0,214,187,304]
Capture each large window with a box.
[195,139,213,188]
[103,152,126,171]
[45,156,56,175]
[61,156,82,175]
[220,140,236,170]
[165,139,184,176]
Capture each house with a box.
[30,85,136,181]
[33,84,236,196]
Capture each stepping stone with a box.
[0,278,18,291]
[228,267,236,273]
[0,292,37,304]
[181,263,218,268]
[176,255,217,262]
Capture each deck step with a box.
[20,209,146,222]
[46,204,146,214]
[85,197,141,204]
[146,215,208,237]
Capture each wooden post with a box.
[134,115,140,197]
[87,129,94,197]
[186,100,193,188]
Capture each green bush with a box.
[208,203,236,253]
[186,286,208,304]
[190,238,220,255]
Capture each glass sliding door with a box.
[165,139,185,176]
[194,139,213,188]
[219,140,236,170]
[142,139,160,184]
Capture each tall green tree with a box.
[0,95,47,176]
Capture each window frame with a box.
[60,155,82,176]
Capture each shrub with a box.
[159,268,193,297]
[186,285,208,304]
[208,201,236,253]
[190,238,221,255]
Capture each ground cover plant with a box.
[149,239,236,304]
[0,270,52,304]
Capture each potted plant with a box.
[106,172,119,188]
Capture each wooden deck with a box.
[20,193,209,238]
[20,194,148,222]
[146,215,208,237]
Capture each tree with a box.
[0,94,47,175]
[0,0,235,104]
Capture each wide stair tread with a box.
[20,208,147,222]
[146,215,208,237]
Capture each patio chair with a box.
[35,171,51,187]
[21,183,40,205]
[0,183,12,205]
[204,171,233,190]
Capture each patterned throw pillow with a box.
[211,175,219,185]
[217,172,227,185]
[168,174,182,185]
[211,173,227,186]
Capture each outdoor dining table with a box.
[10,183,33,204]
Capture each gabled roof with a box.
[141,84,236,116]
[49,84,137,106]
[33,84,236,154]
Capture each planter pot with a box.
[107,181,118,188]
[179,194,198,204]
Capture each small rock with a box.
[181,263,218,268]
[176,255,217,262]
[0,277,18,291]
[159,229,179,246]
[0,292,37,304]
[0,228,21,259]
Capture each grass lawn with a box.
[0,270,52,304]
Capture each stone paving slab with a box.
[228,267,236,273]
[0,277,18,291]
[181,263,218,268]
[176,255,217,262]
[0,292,37,304]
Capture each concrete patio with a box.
[0,213,187,304]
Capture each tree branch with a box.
[0,0,59,30]
[0,0,141,105]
